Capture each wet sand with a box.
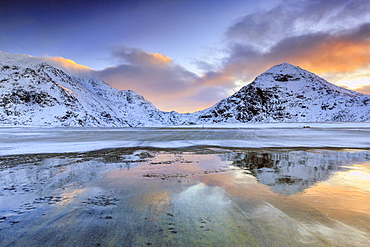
[0,147,369,246]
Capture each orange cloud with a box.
[323,68,370,91]
[44,56,93,75]
[206,26,370,98]
[289,40,370,74]
[172,101,216,114]
[355,84,370,95]
[281,38,370,92]
[146,52,171,66]
[111,46,172,68]
[96,46,204,112]
[200,70,234,86]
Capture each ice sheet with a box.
[1,122,370,155]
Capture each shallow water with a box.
[0,147,369,246]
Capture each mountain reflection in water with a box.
[228,150,369,195]
[0,147,369,246]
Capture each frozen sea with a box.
[1,122,370,155]
[0,123,369,246]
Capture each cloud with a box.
[201,2,370,93]
[44,56,93,75]
[95,46,206,112]
[93,46,248,112]
[355,84,370,95]
[36,0,370,113]
[111,46,172,67]
[226,0,370,50]
[263,24,370,74]
[94,14,370,113]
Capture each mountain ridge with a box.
[0,54,180,127]
[187,62,370,123]
[0,52,369,126]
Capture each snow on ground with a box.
[168,122,370,129]
[1,122,370,155]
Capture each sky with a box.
[1,0,370,112]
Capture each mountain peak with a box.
[190,61,370,123]
[264,62,303,75]
[0,51,42,68]
[251,63,363,98]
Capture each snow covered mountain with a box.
[0,52,181,127]
[1,51,369,127]
[187,63,370,123]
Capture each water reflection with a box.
[228,150,370,195]
[0,148,369,246]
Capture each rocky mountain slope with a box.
[0,52,180,127]
[187,63,370,123]
[1,52,369,127]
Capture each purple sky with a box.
[1,0,370,112]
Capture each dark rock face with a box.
[0,89,59,107]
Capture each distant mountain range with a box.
[1,52,369,126]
